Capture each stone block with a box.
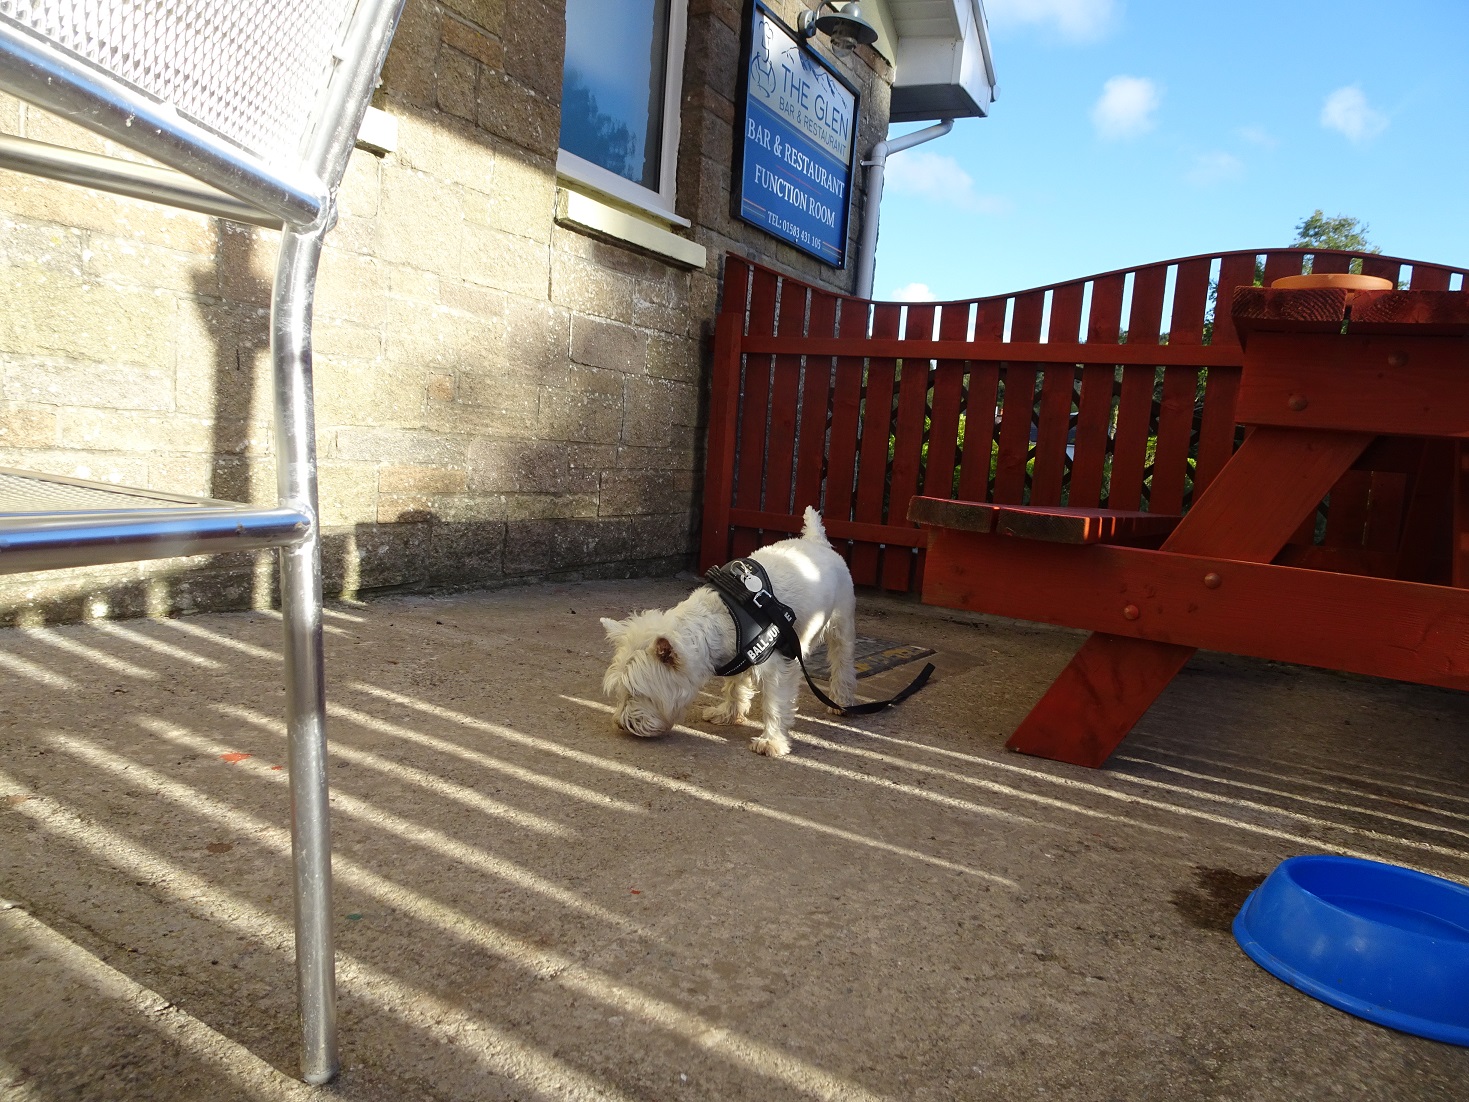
[569,314,646,373]
[441,0,505,34]
[466,438,600,495]
[377,0,441,109]
[463,149,556,243]
[442,12,504,67]
[537,383,622,445]
[645,332,700,383]
[83,233,211,295]
[334,426,469,468]
[0,404,57,448]
[382,299,457,371]
[0,174,218,254]
[214,222,277,306]
[390,265,442,302]
[426,372,456,402]
[394,110,496,192]
[0,90,20,131]
[0,448,149,487]
[600,468,695,517]
[623,375,699,447]
[551,252,635,324]
[431,493,507,523]
[173,301,272,420]
[312,318,383,361]
[629,510,697,559]
[315,355,426,430]
[633,294,696,338]
[4,356,174,413]
[461,222,550,298]
[426,378,540,439]
[314,249,389,325]
[375,163,464,273]
[435,41,480,122]
[57,409,214,454]
[503,516,633,576]
[377,492,436,523]
[476,74,560,159]
[338,151,382,220]
[378,464,468,494]
[0,218,82,272]
[500,0,565,99]
[0,268,177,367]
[316,460,380,526]
[503,492,599,521]
[427,520,506,586]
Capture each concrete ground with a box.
[2,576,1468,1102]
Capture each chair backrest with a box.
[0,0,405,226]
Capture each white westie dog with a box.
[600,506,857,757]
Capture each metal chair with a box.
[0,0,407,1083]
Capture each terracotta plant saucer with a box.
[1271,273,1394,290]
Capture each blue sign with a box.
[737,3,859,266]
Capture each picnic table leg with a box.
[1455,441,1468,589]
[1007,428,1372,766]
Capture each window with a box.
[558,0,688,222]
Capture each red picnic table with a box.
[912,280,1469,767]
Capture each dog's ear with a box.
[654,636,679,669]
[600,616,626,641]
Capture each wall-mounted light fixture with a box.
[798,1,879,57]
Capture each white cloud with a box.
[986,0,1119,42]
[1091,75,1160,140]
[883,150,1011,215]
[1321,85,1388,143]
[890,283,936,302]
[1186,151,1244,187]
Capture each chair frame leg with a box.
[272,223,337,1085]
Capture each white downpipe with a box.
[853,118,955,300]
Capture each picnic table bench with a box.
[911,281,1469,767]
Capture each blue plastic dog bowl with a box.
[1234,855,1469,1045]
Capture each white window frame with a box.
[556,0,690,226]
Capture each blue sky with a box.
[872,0,1469,301]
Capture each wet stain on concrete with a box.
[1171,866,1267,933]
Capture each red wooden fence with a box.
[700,249,1468,591]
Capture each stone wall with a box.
[0,0,893,625]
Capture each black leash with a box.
[705,559,934,717]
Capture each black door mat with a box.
[804,637,936,680]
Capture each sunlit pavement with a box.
[3,578,1468,1101]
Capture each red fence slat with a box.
[823,299,867,546]
[793,289,838,514]
[731,267,779,559]
[1030,283,1085,505]
[850,303,901,586]
[993,290,1045,503]
[699,258,751,570]
[883,304,936,589]
[762,278,808,523]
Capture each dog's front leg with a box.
[702,673,755,725]
[749,659,797,757]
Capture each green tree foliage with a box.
[1291,210,1381,253]
[1292,210,1382,274]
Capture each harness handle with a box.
[705,560,934,716]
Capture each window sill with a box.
[554,186,707,270]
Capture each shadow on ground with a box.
[2,578,1468,1101]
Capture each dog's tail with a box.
[800,505,829,543]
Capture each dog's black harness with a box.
[704,558,934,716]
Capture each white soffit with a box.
[885,0,997,122]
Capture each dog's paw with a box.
[702,702,743,725]
[750,735,791,758]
